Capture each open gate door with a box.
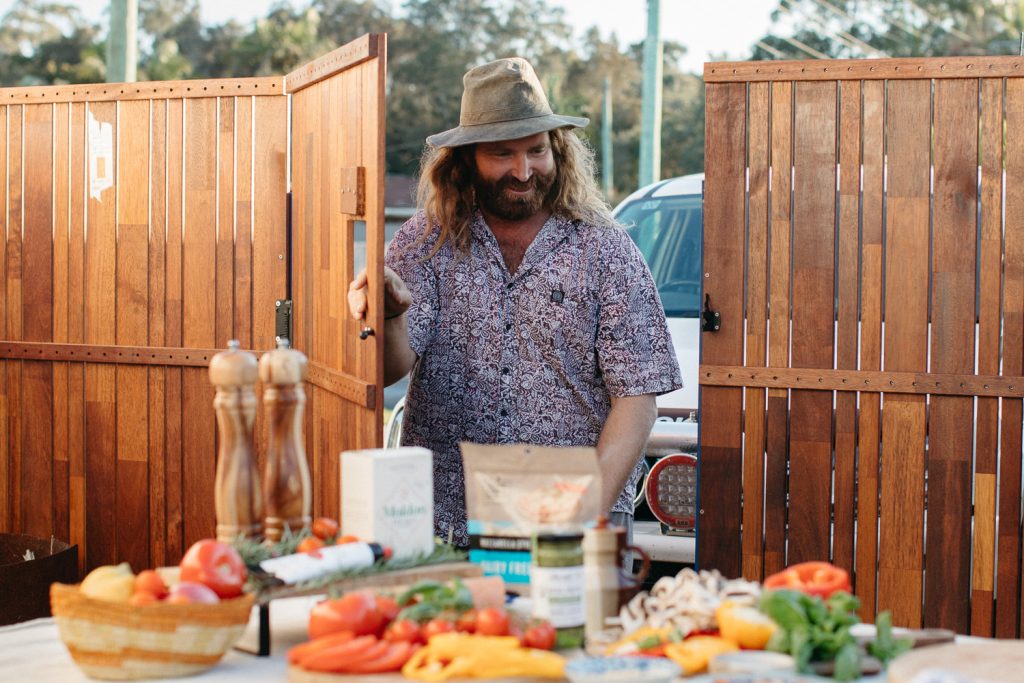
[285,35,387,520]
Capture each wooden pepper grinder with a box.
[209,340,262,542]
[259,338,311,542]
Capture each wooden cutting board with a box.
[888,641,1024,683]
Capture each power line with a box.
[768,32,832,60]
[779,0,887,58]
[755,39,789,60]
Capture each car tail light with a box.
[644,453,698,531]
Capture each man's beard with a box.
[472,168,556,221]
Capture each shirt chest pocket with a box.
[526,278,599,357]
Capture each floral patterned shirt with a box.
[386,210,683,546]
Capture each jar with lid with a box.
[530,532,585,649]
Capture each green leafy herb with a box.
[867,611,913,665]
[396,576,474,622]
[759,589,863,680]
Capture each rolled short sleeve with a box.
[385,213,439,357]
[596,230,683,397]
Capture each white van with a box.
[385,173,704,564]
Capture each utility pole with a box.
[107,0,138,82]
[639,0,662,188]
[602,77,614,199]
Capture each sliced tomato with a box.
[179,539,247,598]
[287,631,355,665]
[346,641,417,673]
[308,591,385,639]
[298,635,379,672]
[764,561,851,599]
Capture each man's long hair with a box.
[415,128,616,254]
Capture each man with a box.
[348,57,681,547]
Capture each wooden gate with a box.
[0,35,385,575]
[699,55,1024,637]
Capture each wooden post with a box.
[209,340,262,542]
[259,339,311,542]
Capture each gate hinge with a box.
[702,293,721,332]
[275,299,292,343]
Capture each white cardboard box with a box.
[341,447,434,559]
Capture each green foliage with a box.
[754,0,1024,61]
[0,0,709,200]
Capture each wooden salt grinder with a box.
[209,340,262,542]
[259,339,311,542]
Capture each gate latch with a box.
[702,293,721,332]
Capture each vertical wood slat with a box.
[924,78,977,633]
[0,104,7,535]
[8,105,23,535]
[973,77,1004,637]
[182,97,218,550]
[697,82,746,577]
[878,79,931,628]
[217,97,234,349]
[833,81,860,576]
[999,79,1024,638]
[856,79,885,622]
[764,81,791,579]
[53,102,70,544]
[84,100,118,569]
[165,98,185,565]
[22,103,55,539]
[742,82,769,582]
[149,100,167,568]
[69,102,86,574]
[787,81,835,567]
[116,99,151,574]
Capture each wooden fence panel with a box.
[701,56,1024,632]
[286,35,386,524]
[0,75,290,573]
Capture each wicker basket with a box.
[50,582,255,680]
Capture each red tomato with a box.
[336,535,360,545]
[311,517,339,540]
[179,539,247,599]
[166,581,220,604]
[475,607,510,636]
[376,595,400,625]
[383,618,423,644]
[297,537,326,554]
[134,569,169,599]
[522,621,556,650]
[455,608,478,633]
[309,591,385,640]
[763,561,851,599]
[129,590,160,606]
[421,618,456,641]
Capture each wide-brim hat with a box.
[426,57,589,148]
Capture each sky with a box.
[0,0,778,74]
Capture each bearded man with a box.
[348,57,682,547]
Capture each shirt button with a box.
[501,367,510,375]
[499,408,508,417]
[505,322,512,332]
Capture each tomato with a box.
[179,539,247,599]
[475,607,510,636]
[522,621,556,650]
[311,517,339,540]
[134,569,168,599]
[297,536,326,554]
[376,595,400,625]
[383,618,423,644]
[421,617,456,641]
[455,608,478,633]
[763,561,851,599]
[335,535,360,545]
[166,581,220,604]
[298,635,383,672]
[129,590,160,606]
[308,591,385,640]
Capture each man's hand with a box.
[347,266,412,321]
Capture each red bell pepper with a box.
[763,561,851,598]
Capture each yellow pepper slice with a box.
[402,633,566,681]
[716,601,777,649]
[664,635,739,675]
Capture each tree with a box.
[752,0,1024,61]
[0,0,103,85]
